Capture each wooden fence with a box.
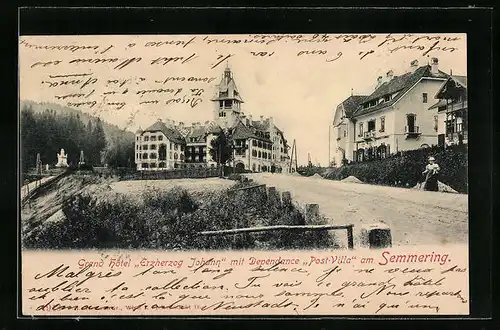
[198,224,355,249]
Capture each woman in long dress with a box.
[422,156,440,191]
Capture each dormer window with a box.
[384,95,391,102]
[224,100,233,108]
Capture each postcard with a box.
[19,33,469,316]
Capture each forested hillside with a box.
[20,100,135,172]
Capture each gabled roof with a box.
[143,121,186,145]
[211,67,244,102]
[434,75,468,100]
[336,95,368,118]
[352,65,449,118]
[184,122,223,142]
[232,120,272,142]
[452,75,467,88]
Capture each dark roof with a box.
[428,99,447,110]
[337,95,368,118]
[143,121,186,145]
[352,65,449,118]
[452,75,467,88]
[184,123,223,142]
[434,75,467,100]
[232,120,272,142]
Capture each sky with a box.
[19,34,467,166]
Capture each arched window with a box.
[174,153,178,160]
[158,162,166,168]
[258,151,261,158]
[252,150,257,157]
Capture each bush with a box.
[23,182,338,250]
[324,145,467,193]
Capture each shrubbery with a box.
[324,145,467,193]
[23,184,337,250]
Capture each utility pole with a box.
[328,124,331,167]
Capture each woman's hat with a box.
[428,156,435,161]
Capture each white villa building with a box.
[332,58,454,164]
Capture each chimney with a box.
[431,57,439,75]
[248,114,253,123]
[376,76,383,88]
[204,120,209,125]
[179,122,184,128]
[260,115,264,123]
[410,59,419,72]
[386,70,394,82]
[269,116,274,126]
[157,118,163,123]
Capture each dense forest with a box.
[21,101,135,173]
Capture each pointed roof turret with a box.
[211,65,244,103]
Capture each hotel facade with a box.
[135,67,291,172]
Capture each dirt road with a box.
[248,173,468,246]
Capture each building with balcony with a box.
[332,58,452,164]
[135,65,291,172]
[428,75,468,147]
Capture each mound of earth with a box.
[412,181,458,193]
[438,181,459,193]
[341,176,363,184]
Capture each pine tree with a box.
[91,118,107,165]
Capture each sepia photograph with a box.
[20,33,467,252]
[18,31,473,316]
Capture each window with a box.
[159,162,166,168]
[219,112,226,117]
[150,153,157,159]
[344,130,347,138]
[150,144,157,150]
[367,120,376,132]
[158,135,163,141]
[142,163,149,168]
[136,136,139,141]
[252,140,257,147]
[143,145,148,150]
[252,150,257,157]
[150,163,156,168]
[434,115,438,132]
[144,136,149,142]
[384,95,391,102]
[258,141,263,148]
[224,100,233,108]
[158,144,167,160]
[380,117,385,132]
[142,153,148,159]
[407,114,417,132]
[258,151,262,158]
[150,136,157,142]
[359,122,364,136]
[422,93,428,103]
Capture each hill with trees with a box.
[20,100,135,173]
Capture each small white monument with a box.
[56,149,69,167]
[78,150,85,165]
